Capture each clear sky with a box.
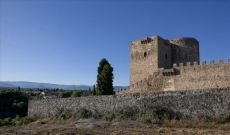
[0,0,230,86]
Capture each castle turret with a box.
[170,37,200,65]
[130,35,173,85]
[130,36,158,85]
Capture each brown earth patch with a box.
[0,119,230,135]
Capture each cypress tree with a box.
[93,84,96,95]
[96,58,114,95]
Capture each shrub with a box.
[145,106,176,121]
[75,108,92,119]
[0,117,12,126]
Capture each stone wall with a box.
[173,60,230,90]
[116,59,230,94]
[28,88,230,118]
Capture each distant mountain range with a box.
[0,81,126,91]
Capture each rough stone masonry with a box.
[28,88,230,118]
[117,35,230,94]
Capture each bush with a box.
[0,116,34,127]
[75,109,92,119]
[53,108,69,120]
[202,114,230,124]
[12,115,34,126]
[0,117,12,126]
[145,106,178,121]
[52,108,94,120]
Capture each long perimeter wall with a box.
[117,59,230,94]
[173,60,230,90]
[28,88,230,118]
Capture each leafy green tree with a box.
[58,92,64,98]
[96,58,114,95]
[71,91,80,97]
[0,90,29,118]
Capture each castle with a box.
[28,35,230,119]
[117,35,230,94]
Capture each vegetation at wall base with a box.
[1,104,230,127]
[0,116,34,126]
[47,106,230,127]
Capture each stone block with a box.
[194,61,198,66]
[173,63,177,68]
[218,59,223,64]
[210,60,215,65]
[202,61,206,66]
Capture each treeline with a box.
[0,89,95,126]
[58,90,93,98]
[0,89,29,118]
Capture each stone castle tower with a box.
[130,35,200,85]
[116,35,230,94]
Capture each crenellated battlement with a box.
[202,61,206,65]
[172,59,230,68]
[117,58,230,95]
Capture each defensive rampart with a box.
[173,59,230,90]
[117,59,230,94]
[28,88,230,118]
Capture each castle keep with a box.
[117,35,230,94]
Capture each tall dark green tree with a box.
[93,84,96,95]
[96,58,114,95]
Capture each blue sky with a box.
[1,0,230,86]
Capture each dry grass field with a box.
[1,118,230,135]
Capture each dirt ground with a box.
[1,119,230,135]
